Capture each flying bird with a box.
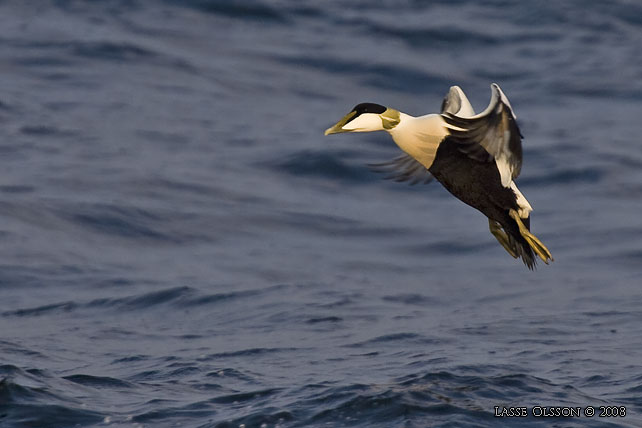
[324,83,553,269]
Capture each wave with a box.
[265,149,375,183]
[1,285,287,318]
[274,54,453,94]
[0,365,104,428]
[2,360,638,427]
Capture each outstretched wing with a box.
[441,83,523,184]
[368,154,434,185]
[440,85,475,117]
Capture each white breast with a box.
[388,113,449,170]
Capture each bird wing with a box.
[368,153,434,185]
[440,85,475,117]
[441,83,523,182]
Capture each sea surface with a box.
[1,1,641,427]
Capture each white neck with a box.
[387,112,448,169]
[387,112,415,132]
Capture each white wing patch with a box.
[510,182,532,218]
[495,154,512,188]
[441,86,475,118]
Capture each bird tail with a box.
[506,231,537,270]
[507,212,553,270]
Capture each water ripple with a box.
[1,0,641,427]
[0,365,104,428]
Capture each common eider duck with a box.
[324,83,552,269]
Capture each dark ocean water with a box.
[1,1,642,427]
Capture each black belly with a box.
[428,137,520,229]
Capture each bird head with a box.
[324,103,400,135]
